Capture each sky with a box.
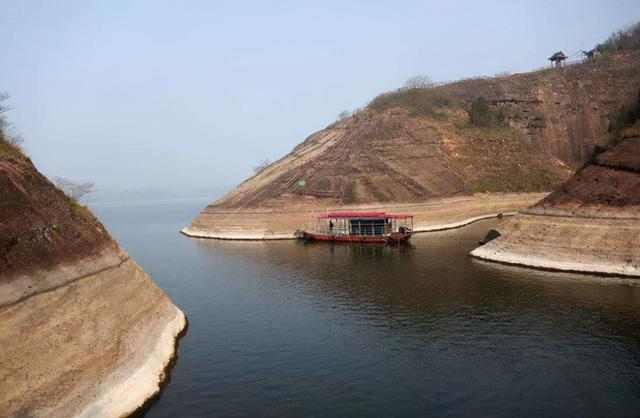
[2,0,639,196]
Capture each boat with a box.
[295,212,413,244]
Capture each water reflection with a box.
[93,198,640,418]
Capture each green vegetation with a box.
[68,196,103,227]
[469,165,561,193]
[597,22,640,53]
[447,122,572,193]
[337,110,350,121]
[607,89,640,138]
[404,74,434,89]
[368,87,451,117]
[0,92,27,162]
[468,97,505,127]
[342,181,356,204]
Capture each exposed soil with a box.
[471,137,640,277]
[0,133,186,417]
[0,157,116,282]
[534,137,640,210]
[208,51,640,212]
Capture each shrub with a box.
[253,158,271,174]
[342,181,357,203]
[597,22,640,52]
[368,87,450,117]
[0,92,27,161]
[337,110,350,121]
[404,74,434,89]
[607,89,640,137]
[468,97,504,127]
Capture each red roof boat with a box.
[295,212,414,244]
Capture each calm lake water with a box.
[91,199,640,418]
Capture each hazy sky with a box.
[2,0,639,194]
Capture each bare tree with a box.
[253,158,271,174]
[0,92,10,115]
[55,177,95,201]
[337,110,350,121]
[404,74,434,89]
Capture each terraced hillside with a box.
[185,51,640,239]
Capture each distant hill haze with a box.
[212,51,640,210]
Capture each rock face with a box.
[0,151,186,416]
[185,52,640,239]
[471,137,640,277]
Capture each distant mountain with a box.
[87,185,229,203]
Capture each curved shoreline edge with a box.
[77,308,187,418]
[469,214,640,278]
[180,211,518,240]
[469,137,640,279]
[181,193,545,241]
[471,247,640,278]
[0,250,188,417]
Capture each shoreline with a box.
[182,193,545,241]
[470,247,640,278]
[0,251,188,417]
[129,317,190,417]
[180,211,518,240]
[469,213,640,278]
[77,307,187,418]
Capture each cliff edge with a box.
[0,140,186,416]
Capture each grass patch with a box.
[68,198,97,223]
[446,124,572,193]
[368,87,452,117]
[468,97,505,127]
[342,181,357,204]
[0,137,27,162]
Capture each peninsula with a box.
[184,49,640,240]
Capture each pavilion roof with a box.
[549,51,568,61]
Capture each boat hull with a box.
[298,231,412,244]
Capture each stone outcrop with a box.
[0,152,186,416]
[185,52,640,239]
[471,137,640,277]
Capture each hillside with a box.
[0,138,186,415]
[215,51,639,209]
[185,50,640,239]
[471,135,640,276]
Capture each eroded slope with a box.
[471,137,640,276]
[208,52,640,212]
[0,147,186,416]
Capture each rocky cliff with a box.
[471,136,640,276]
[184,51,640,239]
[0,142,186,416]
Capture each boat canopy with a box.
[318,212,413,219]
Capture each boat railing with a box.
[315,225,400,237]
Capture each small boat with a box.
[295,212,413,244]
